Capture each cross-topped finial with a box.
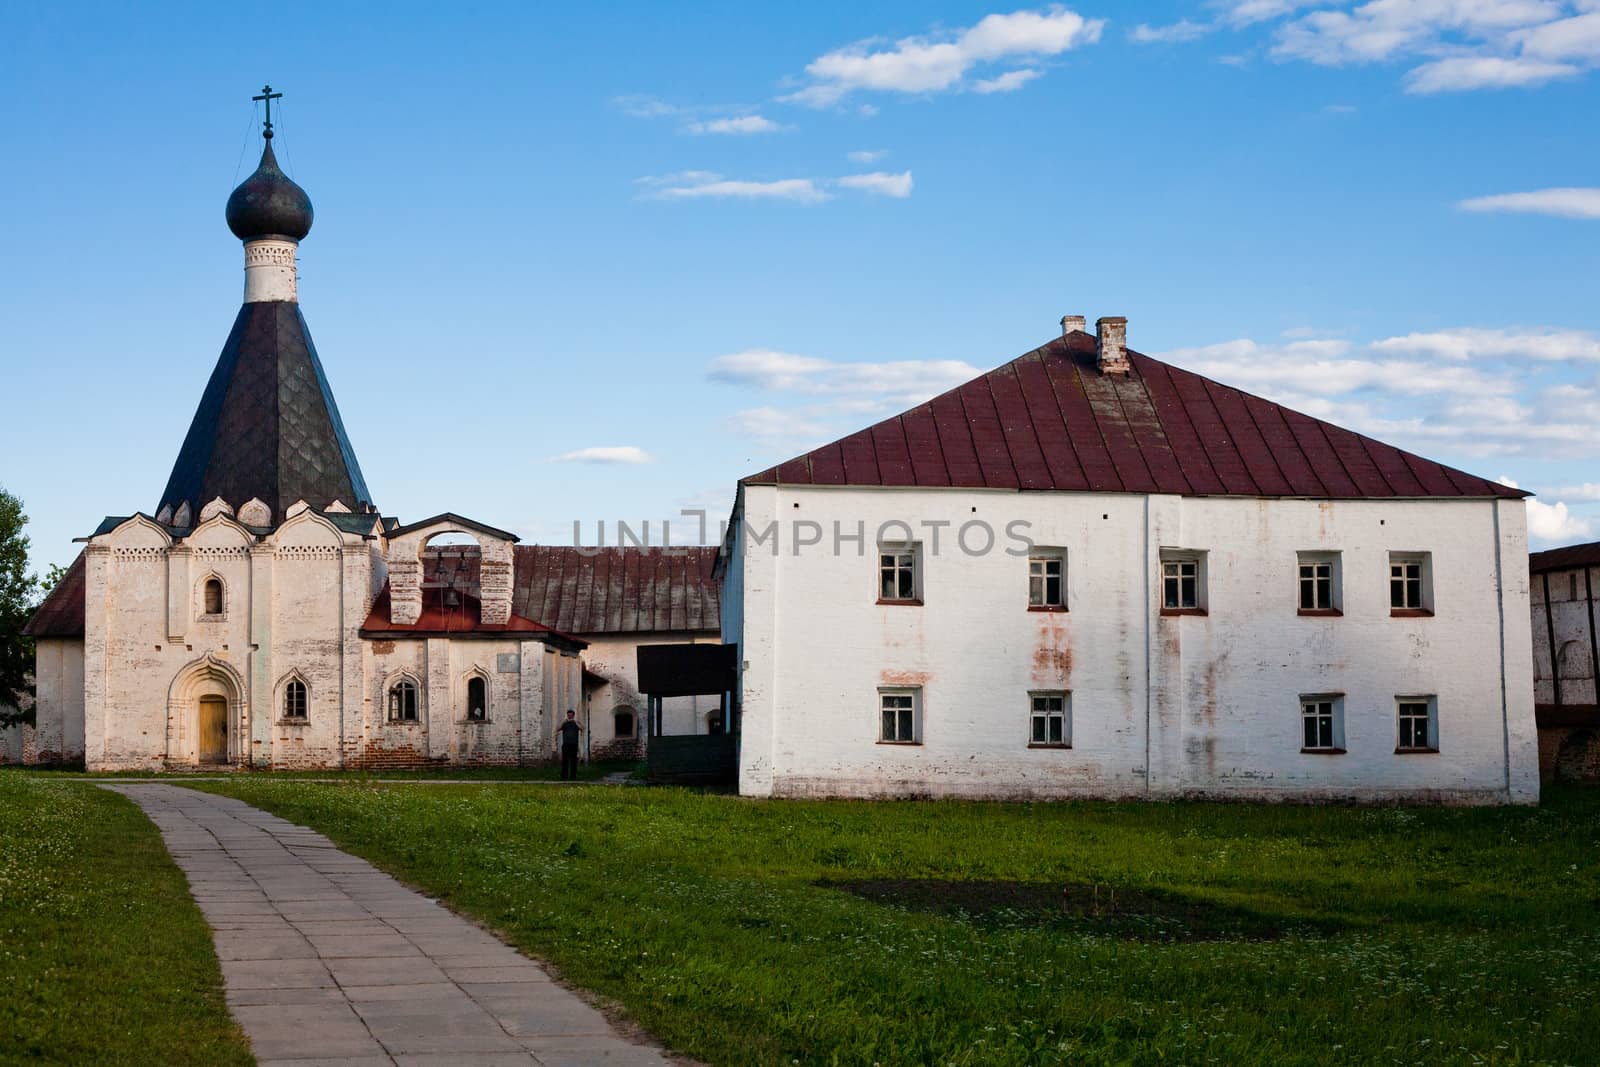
[252,84,283,139]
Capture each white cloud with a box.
[688,114,781,135]
[614,94,679,117]
[1515,9,1600,59]
[784,6,1103,105]
[1499,478,1597,543]
[1405,54,1579,91]
[638,170,914,203]
[555,446,655,465]
[1130,19,1212,43]
[637,171,830,203]
[708,348,981,412]
[1158,326,1600,462]
[848,149,888,163]
[837,170,915,197]
[971,68,1044,92]
[1371,327,1600,361]
[1547,482,1600,501]
[1261,1,1600,92]
[724,406,836,447]
[1458,186,1600,218]
[1218,0,1320,27]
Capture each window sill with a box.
[1297,608,1343,617]
[1159,607,1208,617]
[1027,743,1072,749]
[1390,608,1434,618]
[875,740,922,746]
[276,718,309,726]
[877,598,924,606]
[1300,747,1346,755]
[387,719,422,726]
[1395,746,1439,755]
[458,719,491,725]
[1027,605,1068,613]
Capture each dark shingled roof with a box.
[1530,540,1600,574]
[746,330,1528,501]
[24,552,86,638]
[511,546,721,635]
[159,301,373,520]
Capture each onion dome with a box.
[225,139,313,241]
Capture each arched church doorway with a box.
[199,696,228,763]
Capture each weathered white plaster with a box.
[243,238,298,303]
[727,484,1538,804]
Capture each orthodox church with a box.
[23,115,719,771]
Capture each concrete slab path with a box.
[105,784,674,1067]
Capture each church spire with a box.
[157,90,373,525]
[226,86,313,303]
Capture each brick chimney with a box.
[1060,314,1087,336]
[1096,316,1129,374]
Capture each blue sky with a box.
[3,1,1598,573]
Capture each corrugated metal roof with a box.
[1530,541,1600,574]
[360,584,584,649]
[23,552,86,638]
[747,330,1527,501]
[511,545,720,635]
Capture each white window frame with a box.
[1389,552,1433,614]
[878,686,922,744]
[1028,691,1071,748]
[878,542,923,604]
[1160,550,1206,613]
[1296,551,1341,614]
[282,677,308,720]
[388,679,421,722]
[1028,550,1067,610]
[1300,693,1345,753]
[1396,695,1438,753]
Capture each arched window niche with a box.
[465,675,488,722]
[202,576,224,617]
[613,707,636,739]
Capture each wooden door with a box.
[199,696,228,764]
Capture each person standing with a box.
[558,709,583,781]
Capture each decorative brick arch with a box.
[166,654,247,766]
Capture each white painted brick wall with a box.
[729,485,1538,804]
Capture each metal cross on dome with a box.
[252,84,283,138]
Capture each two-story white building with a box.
[721,315,1540,803]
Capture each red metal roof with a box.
[512,546,720,635]
[746,330,1528,501]
[23,552,86,638]
[360,584,584,648]
[1530,541,1600,574]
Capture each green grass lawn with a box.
[188,779,1600,1066]
[0,772,251,1066]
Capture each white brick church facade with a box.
[23,127,717,771]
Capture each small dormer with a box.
[382,513,519,627]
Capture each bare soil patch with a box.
[818,878,1331,942]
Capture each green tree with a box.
[0,487,39,724]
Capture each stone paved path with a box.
[106,784,673,1067]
